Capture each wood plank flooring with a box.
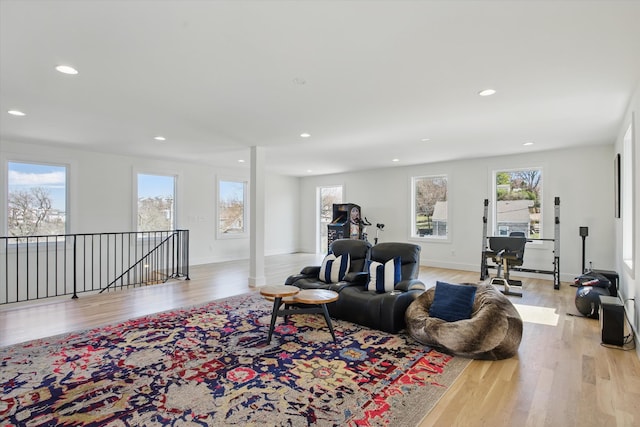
[1,253,638,426]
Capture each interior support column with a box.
[249,145,266,287]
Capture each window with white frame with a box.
[412,175,448,239]
[137,173,176,232]
[218,178,247,237]
[7,161,68,236]
[493,168,542,238]
[622,123,634,272]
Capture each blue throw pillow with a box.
[429,281,477,322]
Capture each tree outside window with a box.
[218,179,247,236]
[137,174,176,232]
[412,175,448,239]
[7,161,67,236]
[494,168,542,238]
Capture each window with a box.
[7,161,67,236]
[218,179,247,237]
[318,185,343,252]
[493,168,542,238]
[622,123,634,272]
[412,175,448,239]
[137,173,176,231]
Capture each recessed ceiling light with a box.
[523,142,534,146]
[55,65,79,75]
[238,159,245,163]
[478,88,496,97]
[306,169,313,173]
[8,110,26,116]
[154,136,166,141]
[392,158,400,162]
[421,138,431,142]
[300,133,311,138]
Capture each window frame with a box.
[491,166,543,242]
[4,158,70,237]
[134,171,178,233]
[216,176,249,239]
[621,119,635,275]
[410,174,450,242]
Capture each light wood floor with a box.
[1,253,639,427]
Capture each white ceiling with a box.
[1,1,639,176]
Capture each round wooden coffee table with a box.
[260,285,300,344]
[260,286,339,343]
[260,285,300,299]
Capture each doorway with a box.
[317,185,343,253]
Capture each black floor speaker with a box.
[599,295,624,346]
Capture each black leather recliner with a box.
[284,239,372,292]
[286,241,425,334]
[332,242,425,333]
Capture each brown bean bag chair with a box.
[405,283,523,360]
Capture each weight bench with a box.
[487,236,527,297]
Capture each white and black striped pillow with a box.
[367,257,401,292]
[319,253,350,283]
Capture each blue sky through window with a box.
[219,180,244,203]
[8,165,243,218]
[8,162,67,210]
[138,174,175,198]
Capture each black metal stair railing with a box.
[99,230,187,294]
[1,230,189,305]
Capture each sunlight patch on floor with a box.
[513,303,560,326]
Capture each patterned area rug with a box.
[0,292,470,426]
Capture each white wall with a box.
[3,137,619,286]
[299,145,616,283]
[0,140,300,265]
[614,82,639,352]
[265,172,299,256]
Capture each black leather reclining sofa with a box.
[285,239,425,333]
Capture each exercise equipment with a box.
[359,217,385,245]
[575,226,619,297]
[480,197,561,291]
[374,222,384,245]
[574,269,618,297]
[575,285,610,318]
[591,269,619,297]
[573,271,612,292]
[487,236,527,297]
[360,217,372,243]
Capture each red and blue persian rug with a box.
[0,292,470,426]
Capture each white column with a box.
[249,146,266,287]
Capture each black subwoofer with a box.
[599,295,624,346]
